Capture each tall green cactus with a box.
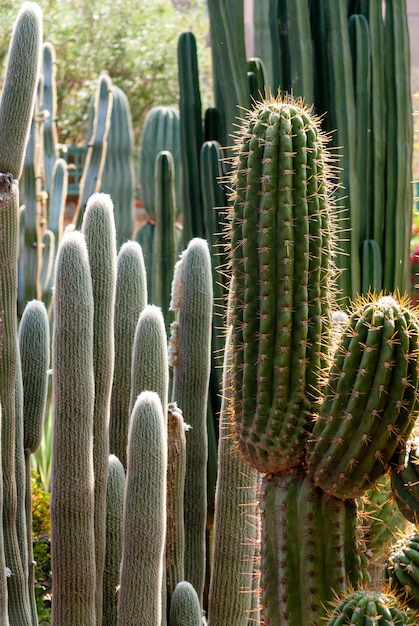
[50,230,96,626]
[229,95,335,475]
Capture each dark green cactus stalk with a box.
[103,454,125,626]
[129,304,168,420]
[260,473,361,625]
[50,230,96,626]
[81,192,117,625]
[386,532,419,608]
[169,237,213,605]
[177,32,205,244]
[307,294,419,500]
[169,581,203,626]
[117,391,167,626]
[109,240,147,469]
[152,150,178,326]
[166,403,186,604]
[325,589,414,625]
[207,326,260,626]
[229,95,335,474]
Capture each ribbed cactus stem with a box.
[82,192,117,625]
[0,2,43,180]
[117,391,167,626]
[307,294,419,499]
[169,581,203,626]
[229,95,335,474]
[169,237,213,604]
[207,326,261,626]
[103,454,125,626]
[50,230,96,626]
[109,240,147,469]
[129,304,168,420]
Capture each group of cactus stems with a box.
[1,1,418,626]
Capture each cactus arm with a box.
[50,231,96,626]
[109,240,147,469]
[103,454,125,626]
[169,238,213,605]
[117,391,167,626]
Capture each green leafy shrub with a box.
[31,471,51,624]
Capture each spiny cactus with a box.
[229,94,336,475]
[391,438,419,526]
[307,294,419,500]
[325,589,414,625]
[386,532,419,607]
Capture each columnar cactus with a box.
[50,231,96,626]
[169,237,213,604]
[81,192,117,625]
[229,94,335,475]
[386,532,419,607]
[117,391,167,626]
[169,581,203,626]
[109,240,147,469]
[0,3,42,624]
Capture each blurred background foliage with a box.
[0,0,212,145]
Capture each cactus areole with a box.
[229,95,335,475]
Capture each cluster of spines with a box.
[307,294,419,499]
[325,589,414,625]
[227,95,338,474]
